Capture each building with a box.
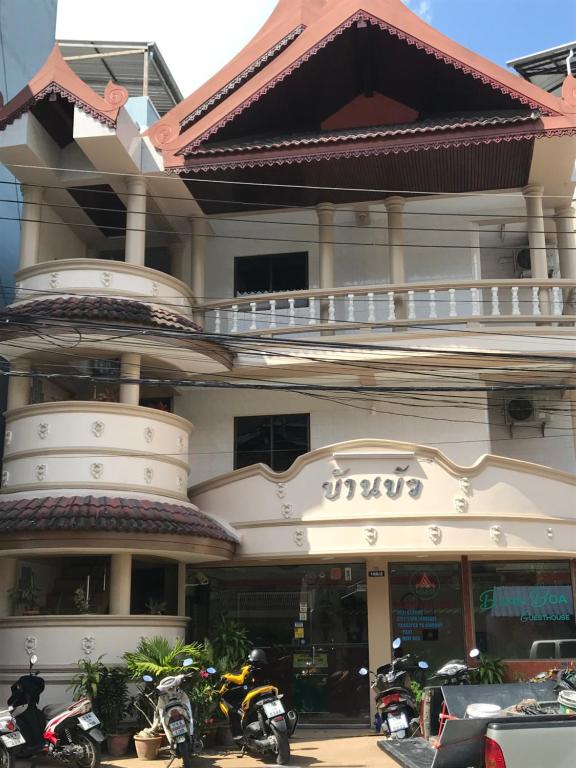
[0,0,575,721]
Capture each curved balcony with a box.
[1,402,192,500]
[13,259,194,316]
[202,278,576,337]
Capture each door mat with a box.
[378,738,435,768]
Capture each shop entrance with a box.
[187,563,369,723]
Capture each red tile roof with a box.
[0,495,237,542]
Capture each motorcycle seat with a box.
[42,703,70,720]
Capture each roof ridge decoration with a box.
[0,44,129,132]
[150,0,567,162]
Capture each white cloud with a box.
[403,0,433,23]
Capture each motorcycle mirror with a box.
[182,658,194,667]
[418,661,429,670]
[142,675,154,683]
[29,654,38,666]
[206,667,216,675]
[358,667,369,676]
[392,638,402,650]
[469,648,480,659]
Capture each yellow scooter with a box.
[216,649,297,765]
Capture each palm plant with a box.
[204,617,252,674]
[472,653,507,685]
[124,636,207,679]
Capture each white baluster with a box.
[250,302,257,330]
[269,299,277,328]
[407,291,416,320]
[449,288,457,318]
[387,291,396,321]
[214,309,221,334]
[231,305,239,333]
[288,298,296,326]
[308,297,316,325]
[532,286,541,316]
[367,292,376,324]
[552,286,562,316]
[347,294,355,323]
[328,296,335,324]
[511,287,520,315]
[471,287,481,317]
[490,286,500,316]
[428,289,437,319]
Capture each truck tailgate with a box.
[378,737,435,768]
[487,719,576,768]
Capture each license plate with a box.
[387,712,409,733]
[1,732,25,748]
[78,712,100,730]
[263,700,285,718]
[169,720,188,736]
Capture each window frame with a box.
[234,252,309,297]
[233,412,310,471]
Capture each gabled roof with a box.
[0,44,129,131]
[148,0,571,162]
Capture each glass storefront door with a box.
[187,563,369,723]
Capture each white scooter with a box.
[142,659,215,768]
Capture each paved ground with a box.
[17,730,400,768]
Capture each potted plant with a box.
[145,598,167,615]
[9,571,41,615]
[72,586,91,614]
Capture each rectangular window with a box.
[234,252,308,296]
[234,413,310,471]
[472,561,576,659]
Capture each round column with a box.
[555,207,576,280]
[7,358,31,411]
[18,185,44,269]
[177,562,187,616]
[124,177,147,266]
[119,353,141,406]
[317,203,335,289]
[109,553,132,615]
[523,185,548,278]
[385,196,406,284]
[191,216,209,325]
[0,558,18,616]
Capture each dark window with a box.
[234,413,310,471]
[235,252,308,296]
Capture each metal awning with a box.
[508,41,576,96]
[57,40,183,116]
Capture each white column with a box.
[169,241,186,282]
[109,553,132,615]
[366,561,391,721]
[7,358,31,411]
[119,352,141,406]
[317,203,335,289]
[18,185,44,270]
[177,562,187,617]
[555,207,576,280]
[385,196,406,284]
[124,177,147,266]
[523,185,548,278]
[0,558,18,617]
[191,216,209,325]
[469,222,482,280]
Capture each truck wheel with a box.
[0,744,15,768]
[275,731,290,765]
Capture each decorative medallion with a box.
[81,636,96,655]
[459,477,472,496]
[1,471,9,487]
[144,467,154,484]
[144,427,154,443]
[14,282,23,300]
[427,525,441,545]
[546,527,554,540]
[293,529,305,547]
[35,464,47,481]
[151,282,160,297]
[100,271,112,288]
[276,483,286,499]
[490,525,502,544]
[364,527,378,546]
[177,476,184,490]
[454,497,468,514]
[4,430,12,447]
[90,463,104,480]
[37,422,49,440]
[91,421,105,438]
[281,503,292,519]
[49,272,59,289]
[24,636,37,654]
[177,435,185,452]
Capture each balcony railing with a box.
[13,259,193,316]
[202,278,576,336]
[1,401,192,499]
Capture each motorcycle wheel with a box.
[274,731,290,765]
[178,740,192,768]
[0,744,15,768]
[72,731,101,768]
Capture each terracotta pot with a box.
[217,724,235,747]
[134,735,162,760]
[106,733,131,757]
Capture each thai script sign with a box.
[322,469,423,501]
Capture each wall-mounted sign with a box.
[368,570,386,578]
[322,469,423,502]
[478,586,573,621]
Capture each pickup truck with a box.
[378,680,576,768]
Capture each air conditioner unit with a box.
[514,247,559,278]
[504,395,549,436]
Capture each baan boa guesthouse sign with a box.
[478,586,574,623]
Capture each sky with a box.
[56,0,576,98]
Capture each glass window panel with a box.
[390,562,465,671]
[471,561,575,659]
[235,253,308,296]
[234,414,309,471]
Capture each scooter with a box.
[359,638,429,739]
[429,648,480,685]
[215,648,298,765]
[141,658,205,768]
[0,706,25,768]
[8,654,103,768]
